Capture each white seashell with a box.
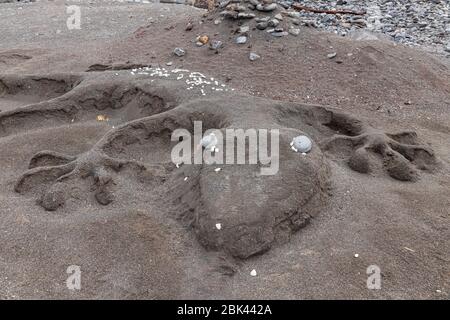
[292,135,312,153]
[199,133,218,150]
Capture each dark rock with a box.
[256,22,269,30]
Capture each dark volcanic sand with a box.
[0,1,449,299]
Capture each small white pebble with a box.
[250,269,257,277]
[214,168,221,172]
[215,223,222,230]
[302,152,307,156]
[354,254,359,258]
[184,177,188,181]
[436,289,442,293]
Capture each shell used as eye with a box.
[291,135,312,153]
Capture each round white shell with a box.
[200,133,218,150]
[292,135,312,153]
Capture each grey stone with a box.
[271,31,288,37]
[210,40,224,51]
[289,28,300,36]
[274,14,283,21]
[256,22,269,30]
[219,0,231,8]
[239,25,250,34]
[268,19,279,27]
[255,16,270,23]
[235,36,247,44]
[249,52,261,61]
[220,10,238,19]
[173,47,186,57]
[327,52,337,59]
[238,12,256,19]
[256,3,277,12]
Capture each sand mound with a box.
[0,69,438,259]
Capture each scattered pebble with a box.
[271,31,288,37]
[327,52,337,59]
[198,35,209,45]
[238,25,250,34]
[256,22,269,30]
[173,47,186,57]
[215,223,222,230]
[289,28,301,36]
[249,52,260,61]
[250,269,257,276]
[236,36,247,44]
[256,3,277,12]
[96,115,108,122]
[274,13,283,21]
[209,40,224,51]
[185,22,193,31]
